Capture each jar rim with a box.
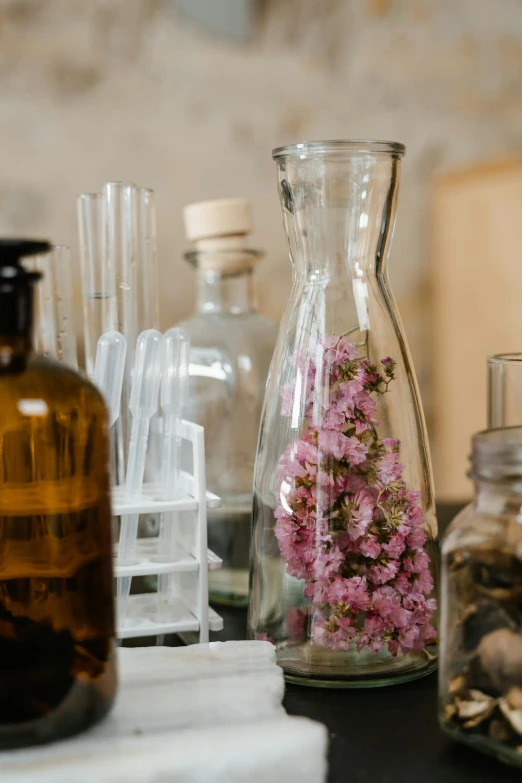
[488,352,522,365]
[471,426,522,482]
[474,426,522,446]
[272,139,406,159]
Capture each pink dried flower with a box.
[382,532,407,559]
[328,575,371,611]
[413,549,430,573]
[357,614,386,653]
[406,527,427,549]
[360,535,382,559]
[398,625,421,653]
[376,451,404,485]
[413,568,434,595]
[317,430,349,460]
[273,334,436,659]
[373,586,401,617]
[322,334,360,366]
[395,571,413,595]
[368,560,400,585]
[390,606,413,629]
[354,392,378,421]
[336,380,362,416]
[324,406,347,430]
[381,356,396,373]
[312,620,352,652]
[312,544,345,580]
[344,436,368,465]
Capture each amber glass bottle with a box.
[0,240,117,749]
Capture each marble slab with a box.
[0,641,328,782]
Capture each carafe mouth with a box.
[272,139,406,159]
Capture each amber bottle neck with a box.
[0,283,34,373]
[0,335,32,373]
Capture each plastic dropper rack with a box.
[112,419,223,642]
[93,326,224,643]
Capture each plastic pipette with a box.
[156,329,190,630]
[161,328,190,496]
[94,330,127,547]
[117,329,165,625]
[93,331,127,428]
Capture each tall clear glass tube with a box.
[78,193,116,379]
[137,187,160,333]
[104,182,137,379]
[103,182,138,481]
[488,353,522,428]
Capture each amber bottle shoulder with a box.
[0,355,108,419]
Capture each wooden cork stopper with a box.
[183,198,256,273]
[183,198,252,242]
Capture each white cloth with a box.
[0,641,328,783]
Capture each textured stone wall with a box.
[1,0,522,423]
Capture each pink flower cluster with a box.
[274,335,437,657]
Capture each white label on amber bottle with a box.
[18,398,49,416]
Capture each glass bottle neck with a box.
[276,152,400,282]
[196,268,257,315]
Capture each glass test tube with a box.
[488,354,522,428]
[137,188,162,490]
[104,182,137,381]
[104,182,137,469]
[137,187,160,333]
[78,193,116,379]
[51,245,78,369]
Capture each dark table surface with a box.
[204,504,522,783]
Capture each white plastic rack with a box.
[112,419,224,642]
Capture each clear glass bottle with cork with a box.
[179,198,278,606]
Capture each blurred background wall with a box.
[1,0,522,499]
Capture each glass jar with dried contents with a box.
[440,427,522,767]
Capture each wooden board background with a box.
[432,159,522,501]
